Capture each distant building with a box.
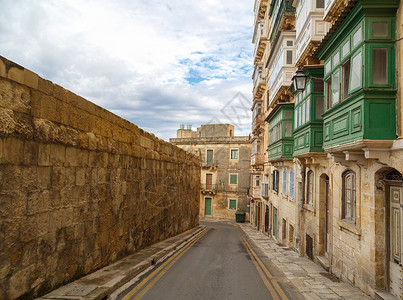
[170,124,251,220]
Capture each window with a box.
[315,97,324,119]
[373,48,387,84]
[229,174,238,185]
[229,199,237,210]
[342,170,356,222]
[287,40,293,46]
[350,51,362,92]
[273,170,279,192]
[306,171,314,205]
[290,169,295,199]
[284,122,292,137]
[207,149,214,166]
[332,70,340,106]
[325,78,332,110]
[341,60,351,101]
[283,169,288,195]
[230,149,239,160]
[316,0,324,8]
[286,50,293,64]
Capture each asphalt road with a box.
[116,221,303,300]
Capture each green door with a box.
[205,197,212,215]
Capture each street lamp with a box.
[291,66,308,92]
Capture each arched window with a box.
[306,171,314,205]
[342,170,356,222]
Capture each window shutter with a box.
[290,170,294,198]
[283,169,287,194]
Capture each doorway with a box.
[319,174,330,258]
[205,197,212,216]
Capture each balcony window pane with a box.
[333,52,340,66]
[350,52,362,91]
[294,111,298,128]
[353,27,362,47]
[342,40,350,58]
[316,0,324,8]
[325,61,331,74]
[299,106,302,126]
[373,48,387,84]
[306,99,310,122]
[325,79,331,110]
[372,22,388,38]
[286,50,293,64]
[332,71,340,105]
[315,97,324,119]
[342,60,351,101]
[284,122,292,137]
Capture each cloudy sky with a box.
[0,0,254,140]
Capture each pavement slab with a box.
[238,223,372,300]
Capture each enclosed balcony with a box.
[293,67,325,156]
[266,103,295,161]
[252,102,264,134]
[267,32,296,106]
[269,0,296,43]
[253,21,268,64]
[251,153,265,166]
[316,2,399,152]
[323,0,346,24]
[252,64,266,100]
[254,0,269,23]
[294,0,328,65]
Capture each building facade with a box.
[170,124,251,221]
[251,0,403,298]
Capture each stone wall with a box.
[0,56,200,299]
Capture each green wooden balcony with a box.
[316,1,399,152]
[266,103,294,161]
[293,68,325,156]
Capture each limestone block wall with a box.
[0,56,200,299]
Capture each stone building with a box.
[251,0,403,298]
[170,124,251,221]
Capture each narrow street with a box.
[114,221,304,300]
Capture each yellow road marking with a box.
[242,237,289,300]
[123,228,210,300]
[241,238,279,300]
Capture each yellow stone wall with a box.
[0,56,200,299]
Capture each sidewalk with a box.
[37,226,206,300]
[238,222,372,300]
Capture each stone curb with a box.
[37,225,207,300]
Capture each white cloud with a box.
[0,0,254,140]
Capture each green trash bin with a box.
[235,211,245,223]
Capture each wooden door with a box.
[205,197,212,216]
[389,186,402,298]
